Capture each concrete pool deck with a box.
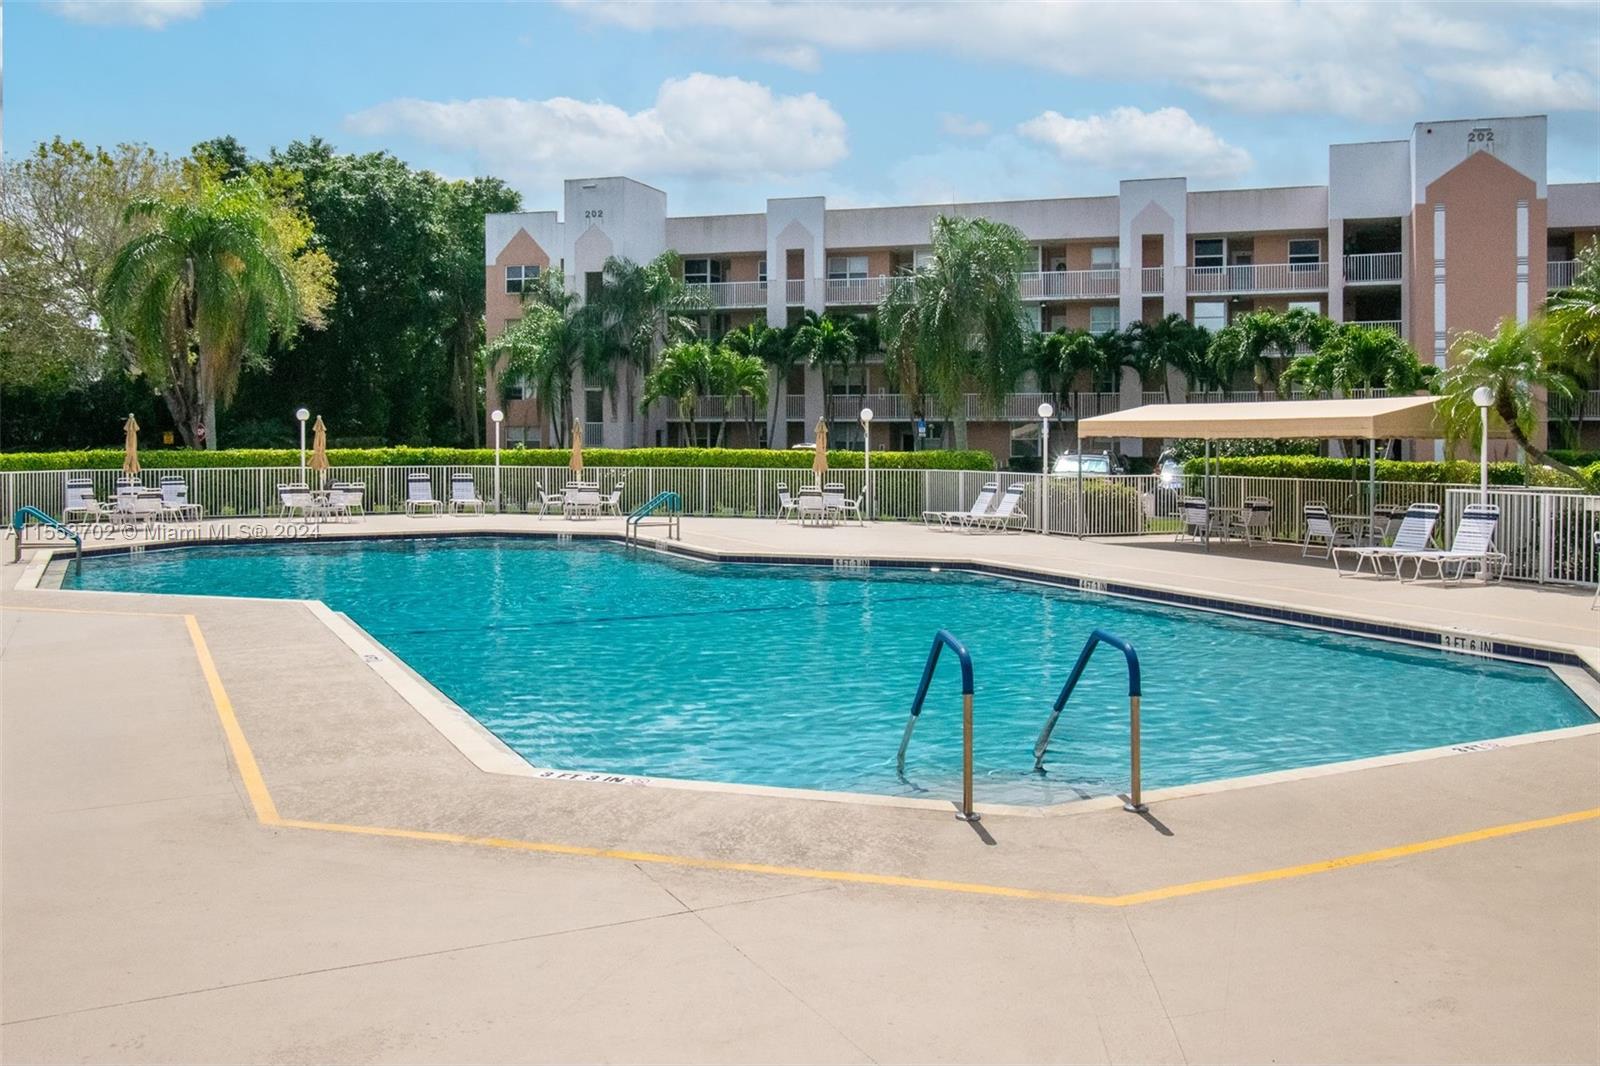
[3,516,1598,1063]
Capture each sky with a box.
[7,0,1600,216]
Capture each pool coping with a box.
[23,526,1600,819]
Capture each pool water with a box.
[67,537,1594,804]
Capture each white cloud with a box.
[939,113,991,138]
[1018,106,1251,180]
[558,1,1600,119]
[50,0,214,29]
[344,74,847,186]
[754,43,820,72]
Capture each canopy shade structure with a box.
[1077,396,1506,442]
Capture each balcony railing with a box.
[664,396,769,422]
[823,276,899,305]
[684,280,768,309]
[784,394,807,420]
[1186,262,1328,294]
[1140,267,1165,295]
[1549,389,1600,421]
[1342,252,1403,284]
[1549,260,1579,290]
[1018,269,1120,300]
[785,279,806,304]
[819,391,1129,422]
[1348,319,1403,333]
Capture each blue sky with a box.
[8,0,1600,215]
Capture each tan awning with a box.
[1077,396,1494,441]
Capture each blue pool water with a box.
[67,537,1594,804]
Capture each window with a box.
[1192,301,1227,332]
[514,376,534,401]
[1090,245,1119,270]
[1288,238,1322,272]
[584,387,604,424]
[1193,239,1225,270]
[827,255,869,280]
[913,249,937,269]
[1089,305,1120,334]
[504,265,540,293]
[682,258,723,285]
[757,259,767,287]
[1288,300,1321,314]
[584,271,603,301]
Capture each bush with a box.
[0,445,995,473]
[1180,455,1531,485]
[1550,449,1600,468]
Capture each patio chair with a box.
[327,482,365,520]
[1332,502,1440,577]
[158,476,202,521]
[796,487,830,526]
[1175,497,1227,547]
[564,483,602,519]
[923,481,997,529]
[599,482,625,516]
[448,473,485,514]
[62,477,112,524]
[822,482,863,526]
[1302,505,1355,559]
[278,483,317,518]
[1366,504,1405,547]
[1227,497,1274,545]
[1396,504,1506,583]
[124,488,165,526]
[532,481,566,517]
[960,483,1027,533]
[775,482,800,522]
[404,473,441,516]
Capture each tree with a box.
[479,270,597,446]
[1543,239,1600,386]
[587,252,709,444]
[438,177,523,445]
[1434,319,1587,485]
[1281,324,1434,396]
[641,340,713,445]
[789,311,858,436]
[708,344,768,445]
[1126,314,1214,398]
[877,215,1030,447]
[1208,310,1297,395]
[101,172,331,448]
[721,320,792,443]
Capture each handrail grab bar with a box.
[896,628,980,822]
[1031,628,1146,812]
[626,491,682,543]
[12,506,84,572]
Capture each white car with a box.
[1050,453,1122,477]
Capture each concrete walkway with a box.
[3,519,1598,1063]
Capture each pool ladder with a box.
[625,491,682,545]
[1032,629,1145,813]
[896,629,979,821]
[11,507,82,574]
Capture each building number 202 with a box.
[584,209,604,220]
[1467,128,1494,144]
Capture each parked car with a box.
[1050,452,1124,478]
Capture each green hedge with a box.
[0,445,995,473]
[1181,454,1600,491]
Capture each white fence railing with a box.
[1549,389,1600,421]
[1549,260,1578,290]
[1018,269,1121,300]
[684,280,768,309]
[1186,262,1329,294]
[1348,319,1403,332]
[1342,253,1403,283]
[1140,267,1165,294]
[8,466,1595,586]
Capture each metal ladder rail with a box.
[895,628,980,822]
[11,507,84,573]
[626,491,683,544]
[1031,629,1146,812]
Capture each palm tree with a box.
[1280,324,1433,397]
[1434,318,1586,485]
[102,174,301,448]
[790,312,858,436]
[641,340,713,446]
[1208,310,1295,396]
[721,321,792,444]
[588,252,709,445]
[708,345,768,446]
[1543,240,1600,385]
[877,215,1030,447]
[1127,314,1213,400]
[479,272,598,447]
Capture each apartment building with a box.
[484,114,1600,460]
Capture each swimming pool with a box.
[67,537,1595,804]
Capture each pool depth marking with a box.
[6,600,1599,908]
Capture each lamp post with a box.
[1472,386,1493,506]
[1038,402,1054,536]
[859,407,874,520]
[295,407,310,477]
[491,409,504,512]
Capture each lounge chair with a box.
[448,473,485,514]
[923,481,997,529]
[159,476,202,521]
[823,482,863,525]
[775,482,800,522]
[960,483,1027,533]
[63,478,112,523]
[1332,502,1439,577]
[1227,497,1274,545]
[1302,505,1355,558]
[1396,504,1506,583]
[1175,497,1227,547]
[405,473,441,516]
[532,481,566,517]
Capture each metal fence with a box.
[6,465,1597,586]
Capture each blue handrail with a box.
[12,507,83,572]
[1031,628,1146,812]
[628,491,682,520]
[626,491,683,543]
[896,628,980,821]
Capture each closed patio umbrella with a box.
[570,420,584,475]
[122,414,140,476]
[309,416,331,487]
[813,418,828,487]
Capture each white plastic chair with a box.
[960,484,1027,533]
[532,481,566,517]
[327,482,365,520]
[796,487,829,526]
[1176,497,1225,547]
[923,481,996,529]
[1333,503,1440,577]
[448,473,485,514]
[159,476,202,521]
[405,473,441,516]
[775,482,799,522]
[62,478,112,523]
[1302,505,1353,558]
[599,483,625,516]
[822,482,863,525]
[1397,504,1505,583]
[1228,497,1273,545]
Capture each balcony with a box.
[821,391,1126,422]
[1018,269,1120,301]
[1550,389,1600,421]
[823,276,899,306]
[785,279,806,304]
[1140,267,1165,295]
[684,280,768,309]
[1549,260,1579,290]
[1186,262,1329,295]
[1342,253,1403,284]
[784,394,807,420]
